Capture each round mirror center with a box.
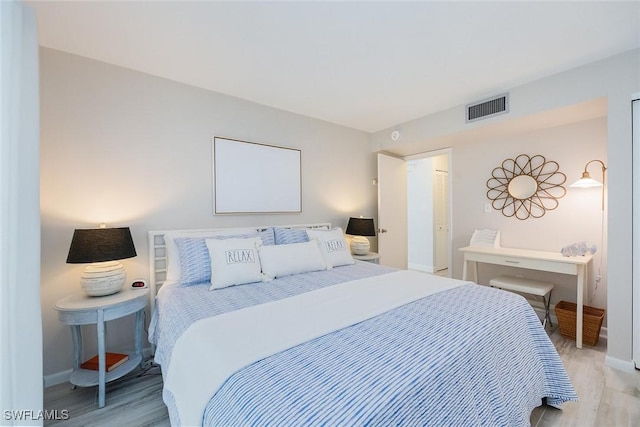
[508,175,538,199]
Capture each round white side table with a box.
[54,288,148,408]
[353,252,380,264]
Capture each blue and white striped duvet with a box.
[150,262,576,426]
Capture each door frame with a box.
[404,148,453,277]
[632,94,639,369]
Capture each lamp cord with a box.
[590,201,605,305]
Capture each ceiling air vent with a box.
[466,93,509,123]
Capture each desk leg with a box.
[97,309,106,408]
[462,258,478,283]
[472,261,478,283]
[576,266,585,349]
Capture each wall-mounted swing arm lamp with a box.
[569,159,607,210]
[569,159,608,302]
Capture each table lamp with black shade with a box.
[67,226,137,296]
[346,217,376,255]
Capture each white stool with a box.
[489,275,554,328]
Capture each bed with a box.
[148,224,577,426]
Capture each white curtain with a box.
[0,1,43,425]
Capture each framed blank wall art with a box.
[212,137,302,214]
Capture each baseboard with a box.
[44,346,154,388]
[599,326,608,340]
[43,368,73,388]
[605,355,638,373]
[408,263,434,273]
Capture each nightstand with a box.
[54,287,148,408]
[353,252,380,264]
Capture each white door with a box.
[377,153,408,269]
[434,169,449,272]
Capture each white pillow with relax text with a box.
[306,227,355,268]
[206,237,263,290]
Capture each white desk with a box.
[459,246,593,349]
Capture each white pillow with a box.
[163,228,259,282]
[206,237,263,290]
[306,227,355,268]
[258,240,329,281]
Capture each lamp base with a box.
[81,261,126,296]
[350,236,370,256]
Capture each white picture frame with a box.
[212,136,302,214]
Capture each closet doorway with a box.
[377,149,452,275]
[406,151,451,276]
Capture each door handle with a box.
[378,228,388,234]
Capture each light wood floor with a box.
[531,331,640,427]
[44,329,639,427]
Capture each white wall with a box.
[405,119,607,311]
[372,49,640,367]
[453,118,607,311]
[40,48,376,379]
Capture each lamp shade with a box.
[569,171,603,188]
[346,217,376,237]
[569,159,607,211]
[67,227,137,264]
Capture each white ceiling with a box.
[28,1,640,133]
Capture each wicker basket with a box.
[555,300,605,346]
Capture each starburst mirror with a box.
[486,154,566,220]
